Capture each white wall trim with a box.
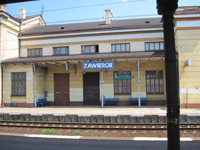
[21,32,164,46]
[19,28,163,40]
[175,14,200,18]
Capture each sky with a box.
[5,0,200,25]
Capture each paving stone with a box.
[180,115,187,123]
[91,115,98,123]
[42,115,49,121]
[195,116,200,123]
[13,115,20,120]
[78,117,84,122]
[103,116,110,123]
[110,116,117,123]
[0,114,4,120]
[71,115,78,122]
[4,114,13,120]
[84,117,91,122]
[152,115,158,123]
[130,116,137,123]
[158,116,166,123]
[30,116,36,121]
[137,116,145,123]
[123,115,131,123]
[187,116,196,123]
[97,115,104,123]
[25,114,30,121]
[117,115,123,123]
[59,116,66,122]
[144,115,152,123]
[47,115,54,122]
[65,115,71,122]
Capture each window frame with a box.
[53,47,69,55]
[27,48,43,57]
[114,79,131,94]
[111,43,130,52]
[11,72,26,96]
[81,45,98,54]
[146,70,164,94]
[145,42,164,51]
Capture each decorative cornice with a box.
[157,0,178,15]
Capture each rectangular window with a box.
[114,71,131,94]
[146,71,164,94]
[12,73,26,96]
[81,45,98,54]
[53,47,69,55]
[114,79,131,94]
[145,42,164,51]
[112,43,130,52]
[27,48,42,57]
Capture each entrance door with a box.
[83,72,100,105]
[54,74,69,106]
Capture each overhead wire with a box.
[1,13,160,28]
[10,0,146,17]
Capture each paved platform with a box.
[0,106,200,123]
[0,106,200,115]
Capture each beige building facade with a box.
[1,6,200,108]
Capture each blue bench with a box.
[38,98,50,107]
[104,98,119,106]
[129,97,148,106]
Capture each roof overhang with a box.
[2,51,165,65]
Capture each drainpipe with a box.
[100,70,104,108]
[186,88,188,109]
[1,64,3,108]
[18,20,22,58]
[32,64,36,107]
[137,59,141,108]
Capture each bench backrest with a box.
[38,98,47,103]
[129,98,138,101]
[129,97,148,101]
[105,98,119,102]
[141,97,148,101]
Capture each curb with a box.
[0,132,199,141]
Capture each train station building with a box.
[0,5,200,108]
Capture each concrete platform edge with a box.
[0,132,199,141]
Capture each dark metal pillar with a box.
[156,0,180,150]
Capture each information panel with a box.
[82,61,114,70]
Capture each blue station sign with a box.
[82,61,114,70]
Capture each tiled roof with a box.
[21,18,163,35]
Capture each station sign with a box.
[82,61,114,70]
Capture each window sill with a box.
[27,56,43,57]
[111,51,130,53]
[145,50,164,52]
[53,54,69,56]
[11,95,26,97]
[114,93,131,95]
[146,93,164,94]
[81,53,98,55]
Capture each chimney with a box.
[18,8,26,19]
[0,4,6,11]
[105,9,113,24]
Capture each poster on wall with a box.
[113,71,131,79]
